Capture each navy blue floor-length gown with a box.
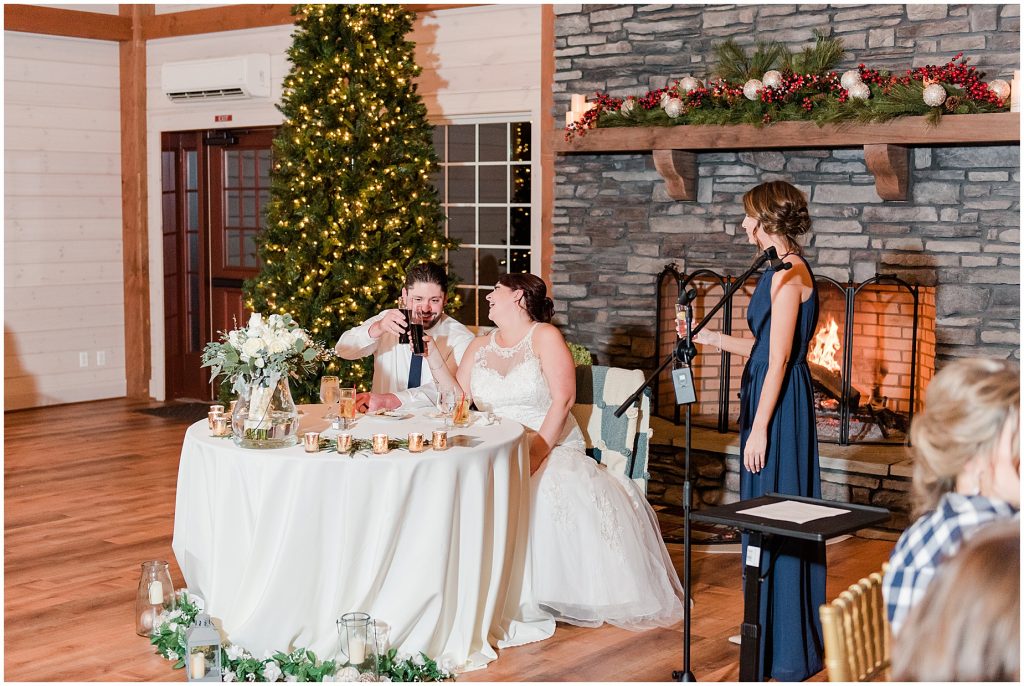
[739,253,825,681]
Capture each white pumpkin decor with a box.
[678,75,701,93]
[762,70,783,89]
[847,82,871,100]
[664,97,684,118]
[988,79,1011,101]
[922,83,947,107]
[742,79,763,101]
[840,69,863,90]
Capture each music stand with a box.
[691,493,890,682]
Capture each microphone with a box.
[677,287,697,305]
[764,246,792,271]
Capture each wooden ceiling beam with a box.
[140,4,296,41]
[3,4,132,41]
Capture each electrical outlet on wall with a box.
[79,352,89,368]
[96,351,106,366]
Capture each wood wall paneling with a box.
[119,4,154,399]
[539,4,553,287]
[141,4,294,41]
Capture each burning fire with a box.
[809,316,842,373]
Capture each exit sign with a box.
[215,114,233,122]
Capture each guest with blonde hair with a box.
[883,357,1020,634]
[892,520,1020,681]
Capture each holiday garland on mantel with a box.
[565,33,1011,140]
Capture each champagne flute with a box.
[339,387,357,430]
[320,376,341,420]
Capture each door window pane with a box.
[447,206,475,244]
[478,166,508,203]
[478,123,506,162]
[478,207,507,245]
[447,166,475,204]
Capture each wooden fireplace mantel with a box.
[550,112,1020,201]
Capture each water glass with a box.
[320,376,341,420]
[437,390,457,428]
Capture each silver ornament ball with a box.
[660,92,672,108]
[847,82,871,100]
[840,69,863,90]
[619,98,636,116]
[678,75,701,93]
[762,70,783,89]
[988,79,1011,100]
[664,97,684,118]
[742,79,763,101]
[922,83,947,107]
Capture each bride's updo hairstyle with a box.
[497,273,554,323]
[742,180,812,254]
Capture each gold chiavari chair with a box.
[819,563,891,682]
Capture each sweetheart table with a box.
[172,405,555,670]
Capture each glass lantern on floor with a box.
[185,613,222,682]
[135,560,175,636]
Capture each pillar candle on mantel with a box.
[565,110,575,127]
[1012,70,1020,112]
[570,93,587,112]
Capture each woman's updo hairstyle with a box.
[742,180,812,254]
[497,273,554,323]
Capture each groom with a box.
[335,262,474,412]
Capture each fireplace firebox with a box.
[654,264,936,445]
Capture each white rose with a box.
[228,331,242,347]
[226,644,246,661]
[166,650,179,661]
[438,657,457,674]
[248,313,264,329]
[411,653,425,667]
[168,622,178,631]
[242,338,266,357]
[224,670,237,682]
[285,675,299,683]
[254,356,265,368]
[262,661,283,682]
[269,339,290,354]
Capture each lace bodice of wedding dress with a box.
[470,324,583,450]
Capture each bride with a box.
[424,273,684,630]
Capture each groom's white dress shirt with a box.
[335,312,475,408]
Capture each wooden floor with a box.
[4,398,895,682]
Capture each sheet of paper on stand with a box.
[736,500,850,524]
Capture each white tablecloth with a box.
[172,405,554,670]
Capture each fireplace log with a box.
[809,361,861,408]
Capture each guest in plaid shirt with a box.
[883,358,1019,635]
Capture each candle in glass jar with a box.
[148,580,163,605]
[408,432,424,452]
[190,652,206,679]
[372,433,389,454]
[336,433,352,453]
[303,432,320,452]
[349,636,367,664]
[431,430,448,450]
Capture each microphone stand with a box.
[613,247,781,682]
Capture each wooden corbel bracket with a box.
[863,143,909,201]
[652,149,697,201]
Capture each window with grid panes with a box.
[430,121,532,328]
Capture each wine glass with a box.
[437,389,457,428]
[339,387,356,430]
[320,376,341,420]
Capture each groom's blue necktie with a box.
[407,354,422,389]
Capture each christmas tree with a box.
[245,3,454,401]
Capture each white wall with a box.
[4,31,125,410]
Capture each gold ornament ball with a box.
[922,83,947,107]
[742,79,763,101]
[988,79,1011,100]
[840,69,863,90]
[762,70,783,89]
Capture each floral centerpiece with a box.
[202,313,333,448]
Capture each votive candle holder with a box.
[408,432,425,452]
[303,432,320,453]
[207,411,221,429]
[212,416,230,437]
[336,433,353,453]
[372,433,390,454]
[431,430,448,450]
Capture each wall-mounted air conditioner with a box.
[161,54,272,102]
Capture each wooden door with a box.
[161,128,276,400]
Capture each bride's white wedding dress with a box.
[472,324,685,631]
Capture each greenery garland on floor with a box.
[151,591,456,682]
[566,33,1009,139]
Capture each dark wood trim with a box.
[140,4,296,41]
[539,4,555,289]
[3,4,132,41]
[120,5,154,399]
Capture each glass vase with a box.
[231,376,300,449]
[135,560,175,636]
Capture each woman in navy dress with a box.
[692,180,824,680]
